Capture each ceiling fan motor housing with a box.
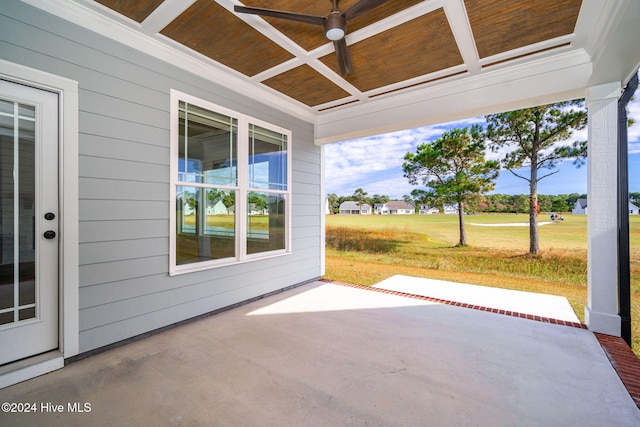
[325,12,347,40]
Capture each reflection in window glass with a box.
[176,186,235,265]
[247,192,286,255]
[178,102,237,186]
[172,92,291,273]
[249,124,287,190]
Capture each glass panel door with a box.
[0,98,36,325]
[0,80,58,366]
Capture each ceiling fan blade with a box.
[234,6,325,26]
[342,0,392,21]
[333,38,353,75]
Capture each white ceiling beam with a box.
[141,0,197,34]
[342,0,443,46]
[443,0,480,73]
[218,0,316,60]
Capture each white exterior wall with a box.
[0,1,322,354]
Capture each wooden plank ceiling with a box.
[93,0,583,111]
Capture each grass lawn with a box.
[183,214,270,229]
[325,213,640,357]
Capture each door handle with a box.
[43,230,56,239]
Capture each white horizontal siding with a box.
[79,238,168,265]
[79,219,167,243]
[1,1,322,352]
[80,178,168,201]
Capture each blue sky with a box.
[325,91,640,199]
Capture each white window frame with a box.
[169,90,292,275]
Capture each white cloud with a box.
[324,120,478,198]
[324,91,640,198]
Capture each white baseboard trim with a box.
[0,351,64,389]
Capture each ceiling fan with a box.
[235,0,392,75]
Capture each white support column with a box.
[585,82,621,336]
[320,145,326,276]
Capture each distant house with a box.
[572,198,640,215]
[387,201,414,214]
[419,204,439,215]
[374,203,389,215]
[374,201,414,215]
[206,199,229,215]
[572,198,588,215]
[339,201,372,215]
[248,203,268,215]
[443,203,459,215]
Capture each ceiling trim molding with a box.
[20,0,637,145]
[320,49,592,124]
[574,0,629,62]
[316,49,593,144]
[363,65,469,99]
[478,35,576,68]
[22,0,317,123]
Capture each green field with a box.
[325,213,640,356]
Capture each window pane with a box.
[0,99,12,114]
[178,103,237,186]
[0,114,15,312]
[247,192,286,255]
[19,117,36,307]
[18,104,35,119]
[0,106,36,323]
[19,307,35,321]
[176,186,235,265]
[248,124,287,190]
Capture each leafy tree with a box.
[410,188,442,209]
[538,194,553,213]
[550,197,569,213]
[185,193,197,211]
[563,193,583,209]
[352,188,369,214]
[370,194,390,205]
[327,193,339,213]
[486,101,587,254]
[512,194,528,214]
[248,192,268,211]
[221,191,235,208]
[403,125,499,246]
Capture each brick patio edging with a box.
[320,279,640,410]
[319,278,587,329]
[595,333,640,409]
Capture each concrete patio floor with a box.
[1,278,639,426]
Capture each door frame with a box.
[0,59,79,388]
